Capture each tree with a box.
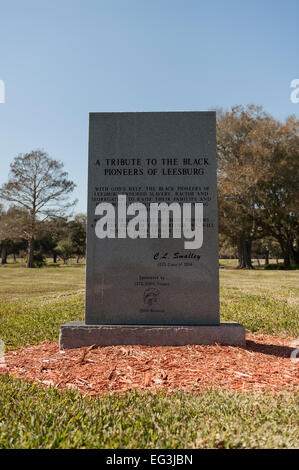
[217,105,269,268]
[0,204,8,264]
[217,108,299,268]
[68,213,86,262]
[0,150,76,267]
[252,237,279,266]
[55,238,74,264]
[37,217,68,263]
[0,205,29,264]
[253,116,299,267]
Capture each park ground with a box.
[0,260,298,448]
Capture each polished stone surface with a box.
[86,112,219,325]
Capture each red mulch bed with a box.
[1,333,298,396]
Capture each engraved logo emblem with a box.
[143,288,160,306]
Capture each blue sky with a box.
[0,0,298,213]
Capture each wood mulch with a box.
[1,333,298,396]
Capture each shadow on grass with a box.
[245,340,294,358]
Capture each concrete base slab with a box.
[59,321,246,349]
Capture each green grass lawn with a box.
[0,262,298,350]
[220,269,299,337]
[0,375,298,449]
[0,262,298,448]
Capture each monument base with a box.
[59,321,246,349]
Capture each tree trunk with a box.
[277,239,291,268]
[52,252,57,263]
[27,236,34,268]
[264,248,269,266]
[290,248,299,266]
[1,246,7,264]
[237,234,253,269]
[283,251,290,268]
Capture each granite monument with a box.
[60,112,245,348]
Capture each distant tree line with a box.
[0,206,86,266]
[0,105,298,269]
[0,150,84,267]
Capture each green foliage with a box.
[33,252,47,268]
[55,238,74,264]
[0,376,297,449]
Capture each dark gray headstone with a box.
[85,112,219,325]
